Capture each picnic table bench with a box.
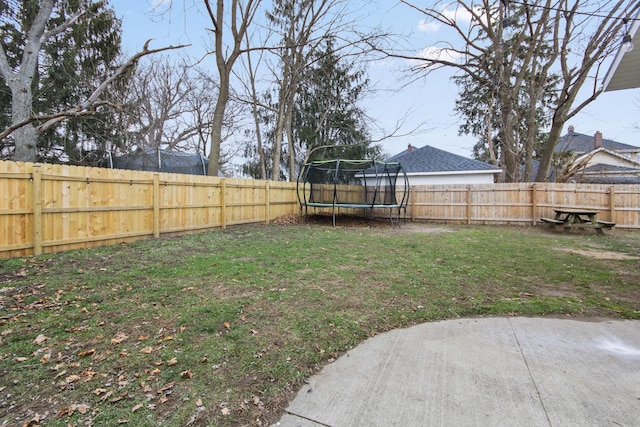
[540,209,615,234]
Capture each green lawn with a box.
[1,221,639,426]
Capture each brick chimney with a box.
[568,125,575,133]
[594,131,603,148]
[407,144,413,153]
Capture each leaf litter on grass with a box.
[1,223,640,426]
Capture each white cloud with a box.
[416,46,463,64]
[441,6,473,25]
[418,19,441,33]
[416,5,484,34]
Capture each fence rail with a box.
[2,161,640,258]
[406,183,640,228]
[0,161,298,258]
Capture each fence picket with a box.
[2,160,640,258]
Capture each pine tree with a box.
[293,38,379,163]
[0,0,127,163]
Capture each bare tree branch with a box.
[0,42,189,141]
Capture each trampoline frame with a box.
[296,158,410,227]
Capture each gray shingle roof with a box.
[555,132,638,153]
[386,145,500,173]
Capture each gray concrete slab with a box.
[271,317,640,427]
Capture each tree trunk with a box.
[271,100,287,181]
[0,0,55,162]
[208,77,229,176]
[535,119,565,182]
[11,84,39,162]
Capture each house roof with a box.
[555,131,638,153]
[386,145,501,174]
[572,147,640,167]
[603,10,640,92]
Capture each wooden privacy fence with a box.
[3,161,640,258]
[407,183,640,228]
[0,161,298,258]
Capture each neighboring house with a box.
[381,144,502,185]
[552,127,640,184]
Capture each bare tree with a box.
[203,0,262,177]
[0,1,185,162]
[125,57,217,153]
[392,0,639,182]
[266,0,355,181]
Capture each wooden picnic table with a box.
[540,209,615,234]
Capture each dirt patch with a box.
[554,248,640,260]
[272,214,454,235]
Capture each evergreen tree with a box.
[293,38,379,163]
[0,0,128,164]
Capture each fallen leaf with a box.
[16,356,28,362]
[157,382,175,393]
[140,346,153,354]
[167,357,177,366]
[137,335,148,341]
[56,405,74,418]
[40,353,51,363]
[100,391,114,402]
[65,374,81,384]
[76,403,90,414]
[180,369,193,379]
[196,398,203,407]
[223,321,231,331]
[111,332,128,345]
[21,412,43,426]
[159,397,169,404]
[164,335,173,341]
[78,349,96,357]
[93,388,108,396]
[221,407,230,416]
[132,403,143,413]
[33,334,49,345]
[1,329,12,336]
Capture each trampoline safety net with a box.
[296,159,409,226]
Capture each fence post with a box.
[153,174,160,238]
[220,179,226,230]
[531,183,537,225]
[410,186,416,222]
[609,186,616,222]
[265,181,270,225]
[466,185,472,224]
[32,164,42,255]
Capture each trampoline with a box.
[296,158,409,227]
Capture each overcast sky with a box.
[110,0,640,159]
